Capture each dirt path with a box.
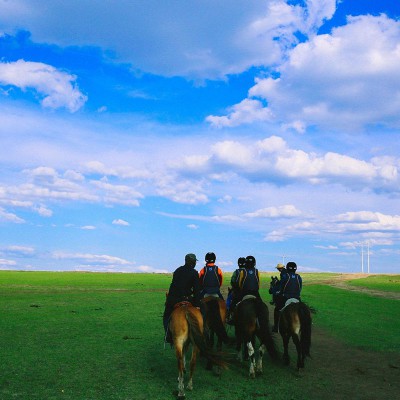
[296,326,400,400]
[309,273,400,300]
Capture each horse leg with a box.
[214,334,223,376]
[256,343,266,374]
[247,341,256,378]
[187,346,199,392]
[282,334,290,366]
[175,345,185,398]
[236,333,243,361]
[206,330,214,370]
[293,333,304,370]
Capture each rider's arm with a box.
[217,267,223,286]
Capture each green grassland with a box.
[0,271,399,400]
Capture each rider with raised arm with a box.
[272,261,302,332]
[163,253,201,343]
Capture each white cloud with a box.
[135,265,168,273]
[187,224,199,230]
[208,14,400,130]
[0,207,25,223]
[112,219,130,226]
[34,204,53,217]
[0,258,17,266]
[52,251,131,265]
[81,225,96,230]
[206,99,273,127]
[0,1,336,79]
[0,60,87,111]
[0,245,35,257]
[243,205,302,218]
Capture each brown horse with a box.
[201,295,229,373]
[278,300,313,370]
[234,296,277,378]
[168,301,227,398]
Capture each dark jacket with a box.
[238,267,260,297]
[199,263,223,295]
[280,272,302,299]
[166,263,201,308]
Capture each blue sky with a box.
[1,0,399,274]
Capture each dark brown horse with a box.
[278,300,313,370]
[234,296,277,378]
[168,301,227,398]
[201,295,229,373]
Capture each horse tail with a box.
[185,309,228,369]
[298,302,312,358]
[207,299,229,344]
[254,298,278,360]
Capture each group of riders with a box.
[163,252,302,343]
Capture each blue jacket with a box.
[280,272,302,299]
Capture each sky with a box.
[0,0,399,274]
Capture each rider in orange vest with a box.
[198,252,224,300]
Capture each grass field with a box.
[0,271,399,400]
[347,274,400,292]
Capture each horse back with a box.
[281,302,311,335]
[170,304,203,342]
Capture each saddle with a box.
[280,298,299,312]
[173,301,192,310]
[203,293,219,299]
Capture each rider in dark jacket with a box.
[238,255,261,300]
[226,257,246,324]
[272,261,302,332]
[163,253,201,342]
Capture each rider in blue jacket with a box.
[272,261,302,332]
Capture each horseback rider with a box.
[163,253,201,343]
[238,255,261,300]
[198,252,224,300]
[272,261,302,332]
[269,263,286,304]
[226,257,246,324]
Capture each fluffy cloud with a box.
[175,135,400,193]
[0,60,87,111]
[0,0,336,79]
[263,211,400,243]
[209,14,400,130]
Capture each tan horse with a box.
[169,301,227,398]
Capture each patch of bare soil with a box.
[310,273,400,300]
[293,326,400,400]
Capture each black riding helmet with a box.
[245,255,256,269]
[237,257,246,268]
[286,261,297,272]
[205,252,216,263]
